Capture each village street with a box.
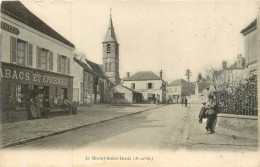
[8,104,257,151]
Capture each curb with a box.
[1,104,167,149]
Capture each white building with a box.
[122,71,166,103]
[1,1,75,123]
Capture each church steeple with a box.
[104,14,117,42]
[102,11,120,85]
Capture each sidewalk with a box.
[183,104,258,150]
[0,104,166,149]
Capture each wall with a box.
[1,14,74,75]
[245,29,258,74]
[123,80,163,101]
[166,85,181,100]
[111,86,133,104]
[217,114,258,140]
[72,60,84,104]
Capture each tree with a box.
[185,69,192,82]
[197,73,205,82]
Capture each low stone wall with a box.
[216,114,258,140]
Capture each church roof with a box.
[123,71,161,81]
[1,1,74,48]
[103,15,117,42]
[73,57,99,76]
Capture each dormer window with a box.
[107,44,111,53]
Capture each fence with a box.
[215,75,258,116]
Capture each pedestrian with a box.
[205,95,217,134]
[199,102,207,123]
[185,97,188,107]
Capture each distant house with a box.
[73,57,114,105]
[122,71,166,103]
[195,82,211,101]
[110,85,142,104]
[241,19,258,76]
[166,79,195,103]
[212,55,247,92]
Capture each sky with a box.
[23,0,258,83]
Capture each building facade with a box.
[1,2,75,123]
[123,71,166,103]
[241,19,258,76]
[166,79,194,103]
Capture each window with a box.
[17,39,27,66]
[109,63,111,71]
[107,44,111,53]
[131,83,135,89]
[61,88,68,104]
[57,54,70,75]
[148,83,153,89]
[37,46,53,71]
[10,37,33,67]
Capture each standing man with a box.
[205,95,217,134]
[185,97,188,107]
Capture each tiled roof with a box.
[123,71,161,81]
[197,82,211,92]
[118,85,142,94]
[84,59,105,78]
[1,1,74,48]
[168,79,188,86]
[73,57,98,76]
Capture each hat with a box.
[202,102,206,105]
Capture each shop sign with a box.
[1,21,20,35]
[0,66,68,86]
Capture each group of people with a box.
[28,96,49,119]
[199,94,217,134]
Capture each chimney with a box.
[127,72,130,78]
[237,54,243,69]
[222,61,227,70]
[160,70,163,79]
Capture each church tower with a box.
[102,14,120,85]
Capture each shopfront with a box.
[0,62,73,123]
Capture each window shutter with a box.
[49,51,53,71]
[37,47,42,69]
[146,83,148,89]
[57,54,61,73]
[28,43,33,66]
[67,57,70,75]
[152,83,154,89]
[10,36,17,63]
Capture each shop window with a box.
[16,84,29,109]
[10,37,33,67]
[131,83,135,89]
[61,88,68,104]
[57,54,70,75]
[37,46,53,71]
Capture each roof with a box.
[113,85,141,94]
[103,15,117,42]
[1,1,74,48]
[197,82,211,92]
[168,79,188,86]
[84,58,104,78]
[241,19,257,35]
[73,57,98,76]
[123,71,161,81]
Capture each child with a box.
[199,102,207,123]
